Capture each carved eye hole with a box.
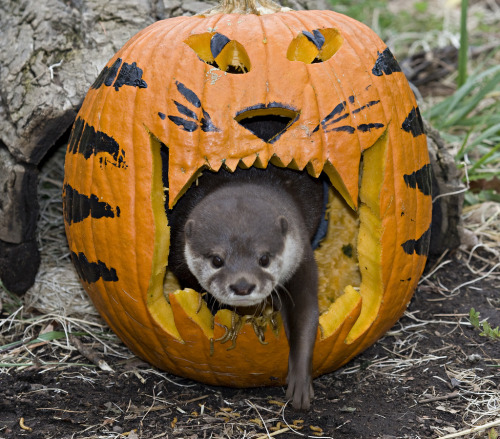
[287,28,343,64]
[185,32,251,74]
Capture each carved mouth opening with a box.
[144,127,395,383]
[234,105,300,143]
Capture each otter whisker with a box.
[272,286,286,311]
[275,283,295,307]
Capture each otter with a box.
[167,165,325,410]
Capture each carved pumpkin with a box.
[63,0,431,387]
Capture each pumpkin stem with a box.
[202,0,292,15]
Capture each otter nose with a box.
[230,280,256,296]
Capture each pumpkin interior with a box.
[185,32,252,74]
[287,28,343,64]
[147,125,387,346]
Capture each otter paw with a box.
[286,376,314,410]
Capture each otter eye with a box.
[259,254,270,268]
[211,255,224,269]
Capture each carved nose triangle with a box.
[234,104,300,144]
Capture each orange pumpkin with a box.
[63,0,431,387]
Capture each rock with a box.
[0,0,161,293]
[179,0,217,14]
[0,0,159,165]
[0,146,39,244]
[0,240,40,294]
[425,122,465,255]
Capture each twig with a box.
[418,391,460,404]
[255,427,291,439]
[69,335,113,372]
[437,418,500,438]
[246,400,272,438]
[280,401,334,439]
[451,262,500,293]
[432,160,469,203]
[179,395,210,405]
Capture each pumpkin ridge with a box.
[286,12,340,175]
[386,129,421,312]
[342,27,388,155]
[77,117,133,345]
[157,18,220,205]
[274,12,320,170]
[82,27,159,348]
[379,92,423,310]
[182,13,229,172]
[311,11,385,205]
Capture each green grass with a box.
[329,0,444,54]
[469,308,500,341]
[424,63,500,203]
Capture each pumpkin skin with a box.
[63,8,432,387]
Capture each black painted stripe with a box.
[325,125,355,134]
[201,109,220,133]
[71,251,118,283]
[401,226,431,256]
[372,47,402,76]
[175,81,201,108]
[322,101,347,124]
[168,116,198,132]
[63,184,120,224]
[323,112,350,127]
[91,59,147,91]
[313,101,347,133]
[173,100,198,120]
[158,112,166,120]
[402,107,425,137]
[404,163,432,195]
[357,123,384,132]
[91,58,122,89]
[67,118,126,168]
[211,33,231,59]
[352,100,380,114]
[112,62,147,91]
[302,30,324,50]
[313,29,325,48]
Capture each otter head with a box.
[183,185,303,307]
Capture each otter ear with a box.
[278,217,288,236]
[185,219,195,238]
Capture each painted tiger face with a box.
[63,9,432,387]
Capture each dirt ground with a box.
[1,245,499,439]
